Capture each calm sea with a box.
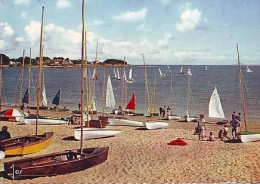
[2,65,260,122]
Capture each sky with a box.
[0,0,260,65]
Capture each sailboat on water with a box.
[208,87,225,120]
[113,68,118,79]
[4,3,109,180]
[179,67,184,74]
[0,7,54,158]
[187,68,192,75]
[159,68,165,77]
[246,65,253,73]
[128,67,133,82]
[236,44,260,143]
[116,68,121,80]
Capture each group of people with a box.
[159,106,171,118]
[194,111,242,141]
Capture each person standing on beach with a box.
[167,106,171,116]
[230,116,240,139]
[232,111,236,120]
[197,114,206,140]
[162,106,166,117]
[159,107,162,117]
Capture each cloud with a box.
[56,0,71,9]
[137,23,152,32]
[113,8,148,22]
[88,20,104,27]
[14,0,31,5]
[175,8,207,32]
[159,0,171,6]
[0,22,23,50]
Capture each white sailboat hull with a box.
[74,127,121,140]
[185,116,196,122]
[145,122,168,130]
[238,134,260,143]
[167,115,181,120]
[24,117,68,125]
[109,118,145,127]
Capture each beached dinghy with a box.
[145,122,168,130]
[24,115,69,125]
[4,147,109,180]
[109,118,145,127]
[238,132,260,143]
[0,132,54,156]
[74,128,121,140]
[167,115,181,120]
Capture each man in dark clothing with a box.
[0,126,11,140]
[159,107,162,117]
[230,116,240,139]
[232,111,236,120]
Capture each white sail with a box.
[205,66,208,70]
[41,72,48,107]
[92,68,97,79]
[113,68,117,79]
[167,65,170,69]
[159,68,162,75]
[106,75,116,108]
[209,87,225,119]
[123,69,128,82]
[246,65,253,73]
[179,67,184,74]
[117,68,121,80]
[187,68,192,75]
[129,68,133,81]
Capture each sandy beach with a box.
[0,109,259,183]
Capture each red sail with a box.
[125,92,136,110]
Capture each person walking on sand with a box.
[197,114,206,140]
[230,116,240,139]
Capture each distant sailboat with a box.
[205,66,208,70]
[187,68,192,76]
[246,65,253,73]
[179,67,184,74]
[123,68,128,82]
[128,67,133,82]
[167,65,170,69]
[113,68,118,79]
[41,72,48,107]
[208,87,225,119]
[117,68,121,80]
[159,68,165,77]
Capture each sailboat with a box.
[184,72,196,122]
[179,67,184,74]
[167,65,170,69]
[187,68,192,75]
[128,67,133,82]
[167,72,181,120]
[246,65,253,73]
[41,71,48,109]
[143,54,168,130]
[116,68,121,80]
[0,7,54,158]
[208,87,225,119]
[4,4,109,180]
[106,74,116,109]
[123,67,128,82]
[113,68,118,79]
[159,68,165,77]
[205,66,208,70]
[236,44,260,143]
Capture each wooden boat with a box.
[24,115,69,125]
[74,127,121,140]
[0,132,53,156]
[4,147,109,180]
[167,115,181,120]
[145,122,168,130]
[109,118,145,127]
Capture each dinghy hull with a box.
[238,134,260,143]
[167,115,181,120]
[24,116,68,125]
[4,147,109,180]
[0,132,54,156]
[109,118,145,127]
[145,122,168,130]
[74,128,121,140]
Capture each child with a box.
[223,125,229,141]
[208,131,215,141]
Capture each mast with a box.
[170,71,173,109]
[19,49,25,106]
[28,48,32,113]
[236,44,247,131]
[187,73,191,116]
[36,6,44,136]
[142,54,150,116]
[0,55,2,112]
[85,30,89,127]
[80,0,85,153]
